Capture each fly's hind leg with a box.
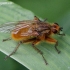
[3,38,11,42]
[32,39,48,65]
[45,37,61,54]
[5,41,22,60]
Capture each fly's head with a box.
[51,23,65,36]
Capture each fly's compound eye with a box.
[52,29,58,34]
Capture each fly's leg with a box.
[5,41,22,60]
[32,40,48,65]
[45,37,61,54]
[34,16,40,21]
[55,41,61,54]
[58,33,65,36]
[5,37,33,60]
[3,38,11,42]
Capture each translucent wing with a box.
[0,20,38,33]
[0,22,18,33]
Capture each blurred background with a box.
[0,0,70,70]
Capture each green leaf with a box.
[0,0,7,1]
[0,1,70,70]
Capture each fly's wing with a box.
[0,22,19,33]
[12,23,39,37]
[0,20,36,33]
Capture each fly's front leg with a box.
[5,41,22,60]
[32,39,48,65]
[55,41,61,54]
[45,37,61,54]
[58,33,65,36]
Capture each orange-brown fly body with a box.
[0,16,65,65]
